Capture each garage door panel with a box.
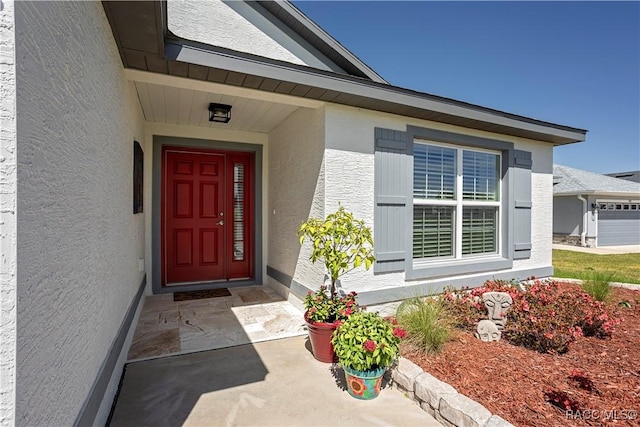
[598,210,640,246]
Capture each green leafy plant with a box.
[396,297,453,355]
[304,286,358,323]
[298,206,375,322]
[332,311,406,371]
[580,271,615,302]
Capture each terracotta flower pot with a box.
[305,315,338,363]
[343,365,386,400]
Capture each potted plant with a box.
[298,206,375,362]
[332,311,407,399]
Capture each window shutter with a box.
[374,128,408,273]
[512,150,532,259]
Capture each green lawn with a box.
[553,249,640,284]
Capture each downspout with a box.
[577,195,587,247]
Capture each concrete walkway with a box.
[552,243,640,255]
[108,336,441,427]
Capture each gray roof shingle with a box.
[553,164,640,195]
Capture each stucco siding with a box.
[14,2,145,426]
[0,0,17,424]
[267,107,325,290]
[321,104,554,296]
[553,196,582,235]
[167,0,342,72]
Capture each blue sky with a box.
[293,1,640,174]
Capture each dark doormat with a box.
[173,288,232,302]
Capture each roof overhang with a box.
[102,0,587,145]
[554,192,640,198]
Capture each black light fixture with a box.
[208,103,232,123]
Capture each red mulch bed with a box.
[402,286,640,426]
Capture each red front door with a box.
[162,147,254,285]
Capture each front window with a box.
[413,142,500,260]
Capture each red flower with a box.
[393,327,407,338]
[310,307,317,313]
[363,340,377,352]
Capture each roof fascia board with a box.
[257,0,388,84]
[124,68,324,109]
[554,191,640,197]
[166,41,587,143]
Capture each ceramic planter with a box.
[305,314,337,363]
[342,365,386,400]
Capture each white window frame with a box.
[413,140,502,262]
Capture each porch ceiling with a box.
[135,81,300,132]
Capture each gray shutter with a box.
[374,128,408,273]
[512,150,532,259]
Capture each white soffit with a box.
[134,81,301,132]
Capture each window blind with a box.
[413,206,454,258]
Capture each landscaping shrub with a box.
[441,279,620,354]
[580,271,615,302]
[396,297,453,355]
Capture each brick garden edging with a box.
[388,358,515,427]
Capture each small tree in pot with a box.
[298,206,375,362]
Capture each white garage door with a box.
[598,203,640,246]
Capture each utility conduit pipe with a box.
[577,195,587,247]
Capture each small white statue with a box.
[475,320,501,342]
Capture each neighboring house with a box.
[0,1,586,426]
[606,170,640,183]
[553,164,640,247]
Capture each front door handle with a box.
[217,220,224,226]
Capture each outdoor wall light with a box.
[208,103,232,123]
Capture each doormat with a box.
[173,288,232,302]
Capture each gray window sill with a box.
[406,256,513,281]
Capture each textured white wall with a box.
[267,107,326,290]
[322,104,555,294]
[167,0,341,72]
[513,139,554,271]
[14,2,145,426]
[0,1,17,425]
